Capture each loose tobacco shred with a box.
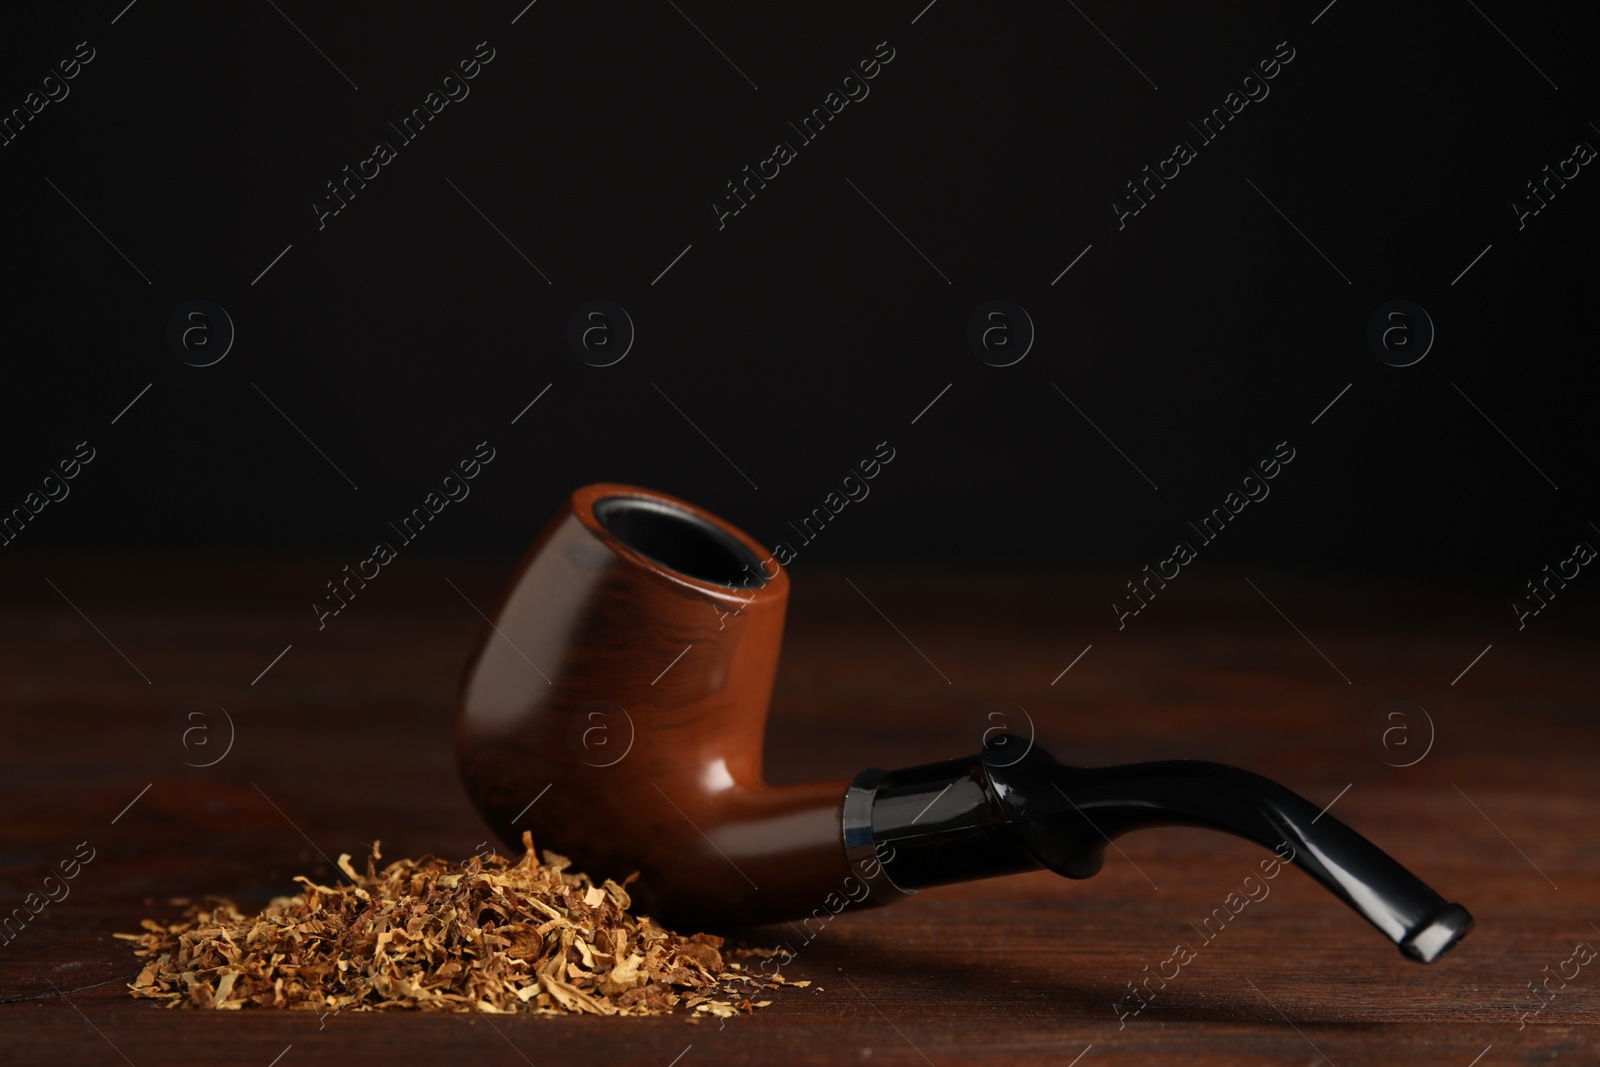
[120,833,788,1019]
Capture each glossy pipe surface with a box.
[863,741,1473,962]
[454,484,863,929]
[457,484,1471,961]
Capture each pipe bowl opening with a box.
[593,495,767,588]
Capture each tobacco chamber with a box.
[454,483,1470,962]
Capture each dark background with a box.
[1,0,1595,608]
[3,7,1599,1062]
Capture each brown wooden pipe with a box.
[456,483,1472,961]
[454,483,865,930]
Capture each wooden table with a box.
[3,558,1596,1065]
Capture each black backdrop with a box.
[2,1,1595,591]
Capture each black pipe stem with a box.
[857,737,1471,963]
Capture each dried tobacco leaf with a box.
[120,833,792,1018]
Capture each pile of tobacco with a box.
[120,833,802,1018]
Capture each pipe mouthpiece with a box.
[1400,902,1474,963]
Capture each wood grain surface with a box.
[2,557,1596,1066]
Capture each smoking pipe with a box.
[454,483,1472,963]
